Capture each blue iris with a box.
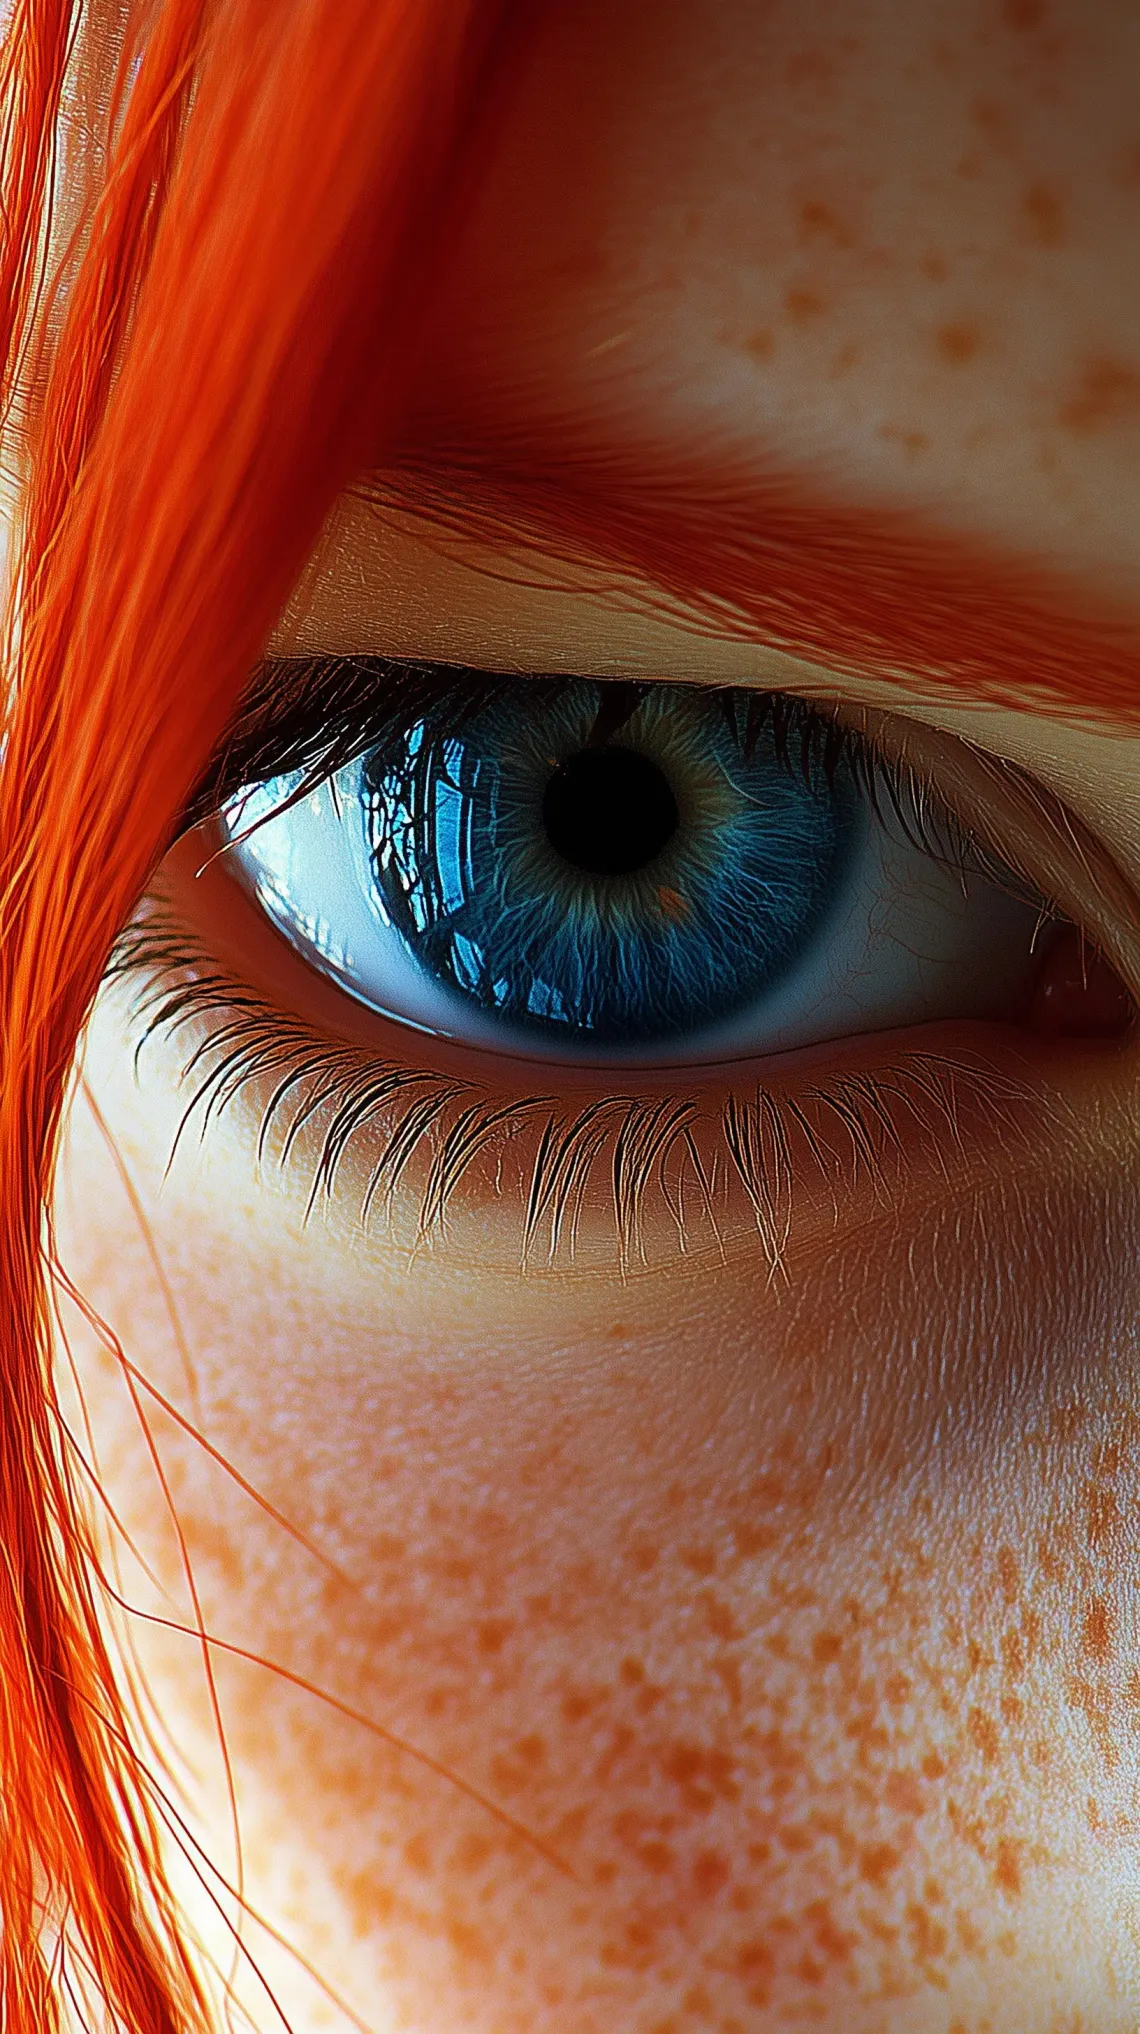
[360,682,857,1050]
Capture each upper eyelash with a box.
[182,653,1048,913]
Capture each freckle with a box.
[1004,0,1045,27]
[1082,1596,1114,1661]
[936,321,980,364]
[746,327,773,362]
[561,1687,602,1724]
[908,1902,949,1960]
[921,250,949,282]
[1060,358,1140,435]
[452,1831,494,1875]
[968,1708,1000,1763]
[1095,1441,1122,1479]
[797,199,852,248]
[608,1321,628,1338]
[736,1937,775,1983]
[732,1520,776,1559]
[682,1545,718,1578]
[628,1543,659,1573]
[956,1909,981,1954]
[785,287,825,322]
[620,1656,644,1687]
[997,1546,1020,1604]
[885,1672,911,1705]
[701,1593,740,1642]
[1001,1695,1025,1724]
[475,1617,513,1655]
[1030,1737,1052,1768]
[812,1632,843,1666]
[994,1836,1023,1898]
[682,1987,712,2017]
[1088,1483,1121,1547]
[885,1769,926,1817]
[805,1899,852,1964]
[1021,179,1064,248]
[515,1733,545,1765]
[997,1928,1018,1956]
[1002,1629,1026,1681]
[879,424,929,455]
[779,1824,812,1855]
[922,1752,947,1781]
[924,1877,944,1905]
[859,1842,901,1886]
[693,1848,731,1899]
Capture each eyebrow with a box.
[368,444,1140,729]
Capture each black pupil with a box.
[542,745,679,877]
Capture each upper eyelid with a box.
[183,652,1136,995]
[843,703,1140,1004]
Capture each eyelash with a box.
[109,903,1031,1271]
[108,661,1043,1269]
[182,655,1036,901]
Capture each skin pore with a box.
[49,3,1140,2029]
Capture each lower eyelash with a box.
[109,905,1034,1276]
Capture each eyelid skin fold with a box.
[844,704,1140,1004]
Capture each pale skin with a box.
[50,3,1140,2028]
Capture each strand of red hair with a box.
[0,0,519,2023]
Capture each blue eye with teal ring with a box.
[361,682,855,1050]
[224,677,1044,1066]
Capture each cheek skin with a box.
[51,995,1140,2031]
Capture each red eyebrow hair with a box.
[381,437,1140,724]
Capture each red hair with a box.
[0,0,517,2021]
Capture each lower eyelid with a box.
[110,838,1108,1281]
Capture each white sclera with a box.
[223,758,1043,1067]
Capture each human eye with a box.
[218,667,1050,1066]
[116,653,1133,1275]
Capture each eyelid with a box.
[843,703,1140,1002]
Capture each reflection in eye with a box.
[223,679,1047,1066]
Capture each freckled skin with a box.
[53,2,1140,2028]
[410,0,1140,609]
